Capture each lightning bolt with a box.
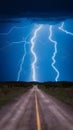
[30,25,43,81]
[0,24,32,51]
[59,22,73,35]
[0,37,30,81]
[17,42,27,81]
[49,25,59,82]
[17,31,33,81]
[0,39,30,51]
[0,25,33,81]
[0,25,28,35]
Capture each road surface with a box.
[0,86,73,130]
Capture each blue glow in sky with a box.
[0,18,73,82]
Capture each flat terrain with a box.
[0,82,32,106]
[38,82,73,107]
[0,86,73,130]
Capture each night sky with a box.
[0,0,73,82]
[0,0,73,17]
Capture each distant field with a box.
[0,82,32,107]
[38,82,73,107]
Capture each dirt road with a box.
[0,86,73,130]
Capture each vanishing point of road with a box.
[0,86,73,130]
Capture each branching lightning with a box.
[30,25,43,81]
[49,25,59,82]
[0,26,28,35]
[17,42,27,81]
[17,32,33,81]
[59,22,73,35]
[0,25,33,81]
[0,40,30,51]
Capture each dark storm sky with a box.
[0,0,73,82]
[0,0,73,18]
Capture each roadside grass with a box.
[38,82,73,107]
[0,82,32,107]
